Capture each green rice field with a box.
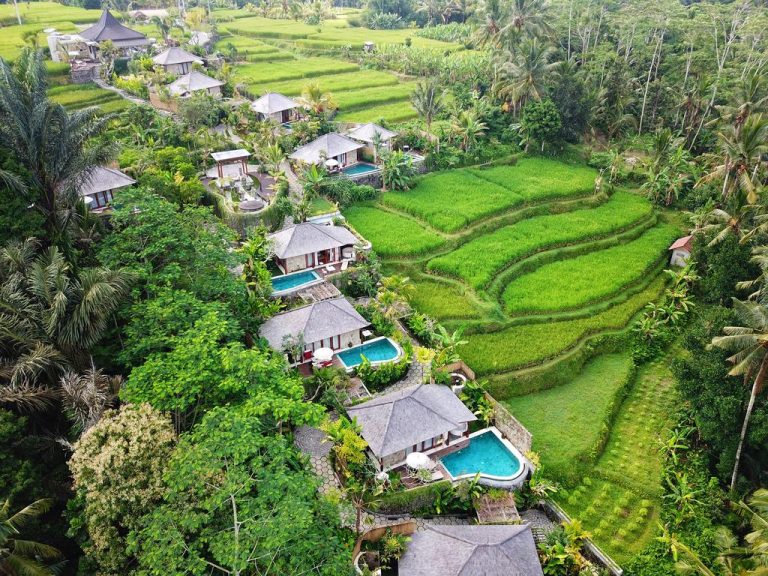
[345,204,445,256]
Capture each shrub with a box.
[318,177,379,207]
[355,355,410,392]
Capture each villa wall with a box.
[486,393,533,454]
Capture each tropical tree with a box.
[0,238,130,413]
[0,498,62,576]
[380,150,416,191]
[450,109,487,151]
[0,49,114,248]
[301,163,326,198]
[411,78,445,135]
[710,298,768,490]
[494,37,558,113]
[298,82,337,115]
[473,0,506,46]
[500,0,553,41]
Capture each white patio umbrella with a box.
[313,347,334,363]
[324,158,340,168]
[406,452,431,470]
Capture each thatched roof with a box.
[269,222,357,259]
[252,92,299,115]
[80,9,148,44]
[78,166,135,197]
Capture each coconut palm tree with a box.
[494,37,558,113]
[411,79,445,136]
[0,498,62,576]
[473,0,507,46]
[715,71,768,135]
[711,298,768,491]
[0,49,115,248]
[500,0,553,42]
[0,238,131,412]
[298,82,336,116]
[450,109,487,151]
[698,114,768,206]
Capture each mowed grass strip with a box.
[243,70,399,96]
[382,170,522,233]
[501,224,678,314]
[427,192,653,289]
[509,353,634,475]
[344,205,444,256]
[233,57,358,85]
[469,158,595,202]
[461,276,666,375]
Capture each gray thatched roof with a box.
[169,70,224,96]
[153,46,202,66]
[346,384,476,458]
[259,297,368,349]
[269,222,358,259]
[398,525,544,576]
[78,166,136,197]
[347,122,397,144]
[80,9,148,43]
[252,92,299,115]
[289,133,363,164]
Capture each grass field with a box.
[427,191,653,289]
[510,353,634,474]
[383,159,596,232]
[345,204,445,256]
[501,224,678,314]
[48,83,130,113]
[407,276,489,320]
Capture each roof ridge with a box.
[411,385,463,426]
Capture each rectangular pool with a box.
[271,269,321,294]
[342,162,379,177]
[440,429,523,482]
[336,337,401,369]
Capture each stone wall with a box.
[486,393,532,454]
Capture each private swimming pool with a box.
[271,269,321,295]
[337,336,402,370]
[440,428,527,487]
[342,162,379,177]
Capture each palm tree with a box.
[298,82,336,116]
[500,0,553,42]
[0,238,131,412]
[715,71,768,135]
[411,79,445,135]
[0,498,62,576]
[473,0,507,47]
[710,299,768,491]
[450,109,487,151]
[494,37,558,112]
[698,114,768,205]
[0,49,115,247]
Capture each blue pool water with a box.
[337,338,400,368]
[441,431,522,479]
[271,270,320,293]
[342,162,379,176]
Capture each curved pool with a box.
[336,336,402,370]
[440,428,527,487]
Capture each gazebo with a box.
[210,149,251,180]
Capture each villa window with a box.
[422,437,434,451]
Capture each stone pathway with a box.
[280,158,303,200]
[93,78,156,109]
[295,425,337,496]
[521,509,558,543]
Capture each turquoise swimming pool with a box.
[337,337,401,369]
[271,270,321,294]
[441,429,523,481]
[342,162,379,177]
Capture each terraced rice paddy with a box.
[219,13,446,122]
[48,83,131,113]
[344,157,680,562]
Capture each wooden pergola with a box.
[211,149,250,179]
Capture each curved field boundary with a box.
[486,214,658,299]
[459,276,667,376]
[373,194,607,263]
[427,192,654,290]
[501,224,678,315]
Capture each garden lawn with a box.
[427,192,653,289]
[508,353,634,476]
[501,224,677,314]
[461,276,666,374]
[309,196,336,216]
[469,158,595,201]
[382,170,522,233]
[557,358,677,563]
[344,205,444,256]
[408,276,487,320]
